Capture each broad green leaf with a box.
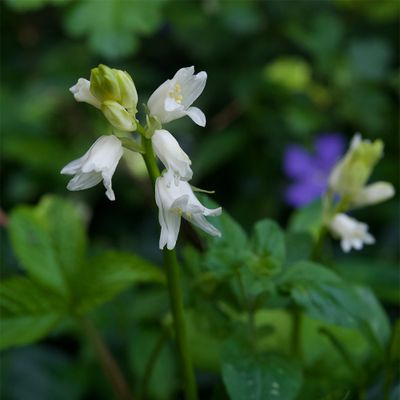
[284,232,313,267]
[200,196,248,277]
[0,277,65,349]
[335,259,399,304]
[278,261,390,351]
[222,340,302,400]
[35,195,87,283]
[288,200,323,238]
[64,0,166,59]
[250,219,285,273]
[8,207,68,295]
[75,251,165,313]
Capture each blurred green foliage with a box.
[1,0,399,399]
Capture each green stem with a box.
[78,316,133,400]
[164,249,198,400]
[140,132,198,400]
[140,329,169,400]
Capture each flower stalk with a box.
[141,132,198,400]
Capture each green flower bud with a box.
[113,69,138,113]
[329,134,383,199]
[90,64,121,103]
[101,100,137,132]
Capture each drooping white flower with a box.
[352,181,395,207]
[61,135,123,201]
[329,213,375,253]
[70,78,101,109]
[148,66,207,126]
[152,129,193,184]
[155,170,221,250]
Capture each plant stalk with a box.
[78,316,133,400]
[141,134,198,400]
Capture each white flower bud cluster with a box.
[62,66,221,249]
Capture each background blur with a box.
[1,0,399,399]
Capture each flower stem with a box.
[164,249,198,400]
[78,316,133,400]
[141,134,198,400]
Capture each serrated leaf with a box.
[197,195,248,277]
[0,277,65,350]
[284,232,313,267]
[8,207,68,295]
[278,261,390,352]
[75,251,165,313]
[251,219,285,269]
[222,340,302,400]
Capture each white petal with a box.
[152,130,193,181]
[70,78,101,109]
[353,182,395,207]
[180,71,207,108]
[67,172,102,191]
[186,107,206,127]
[189,214,221,237]
[61,135,123,200]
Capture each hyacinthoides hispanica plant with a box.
[63,65,221,400]
[2,63,397,399]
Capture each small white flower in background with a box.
[329,213,375,253]
[152,129,193,184]
[155,170,221,250]
[61,135,123,201]
[352,181,395,208]
[148,66,207,127]
[70,78,101,109]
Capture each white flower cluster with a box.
[327,134,394,253]
[62,66,221,250]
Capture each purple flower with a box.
[283,133,345,207]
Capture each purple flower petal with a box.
[285,179,326,207]
[315,133,345,171]
[283,145,316,179]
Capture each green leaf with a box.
[0,277,65,349]
[64,0,166,59]
[278,261,390,351]
[5,0,71,11]
[288,200,323,238]
[200,196,248,277]
[75,251,165,313]
[284,232,313,267]
[35,195,87,284]
[250,219,285,273]
[8,207,68,295]
[222,340,302,400]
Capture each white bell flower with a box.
[155,170,221,250]
[70,78,101,109]
[352,181,395,208]
[329,213,375,253]
[152,129,193,184]
[148,66,207,127]
[61,135,123,201]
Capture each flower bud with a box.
[352,181,395,207]
[90,64,121,103]
[113,69,138,113]
[101,101,136,132]
[329,134,383,199]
